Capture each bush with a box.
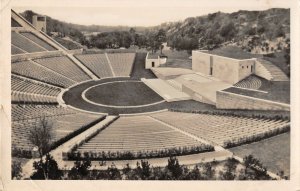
[223,125,290,148]
[12,161,22,180]
[64,144,214,161]
[30,154,63,180]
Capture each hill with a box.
[20,8,290,54]
[162,8,290,52]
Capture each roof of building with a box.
[147,53,160,59]
[200,46,263,60]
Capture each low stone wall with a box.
[182,85,215,105]
[216,91,290,111]
[66,49,83,54]
[11,51,65,62]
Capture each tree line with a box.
[21,8,289,55]
[13,154,280,180]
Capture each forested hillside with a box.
[162,8,289,52]
[20,8,289,53]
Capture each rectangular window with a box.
[37,17,45,21]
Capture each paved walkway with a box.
[105,53,116,77]
[142,78,191,102]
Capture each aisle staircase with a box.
[256,59,289,81]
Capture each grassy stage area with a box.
[160,50,192,69]
[85,81,163,106]
[229,132,290,177]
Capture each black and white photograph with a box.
[0,0,299,190]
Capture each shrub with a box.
[64,144,214,161]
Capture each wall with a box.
[211,56,239,84]
[182,84,215,105]
[32,15,47,32]
[216,91,290,111]
[145,58,160,69]
[11,50,64,62]
[192,51,211,74]
[145,53,165,69]
[192,50,257,84]
[238,59,256,81]
[254,60,273,80]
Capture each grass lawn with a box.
[162,50,191,59]
[161,59,192,69]
[229,132,290,177]
[160,50,192,69]
[85,81,163,106]
[224,80,290,104]
[207,46,263,60]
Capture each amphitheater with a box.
[10,10,290,177]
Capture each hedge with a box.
[63,144,214,161]
[223,124,290,148]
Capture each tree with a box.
[29,117,55,180]
[284,40,290,77]
[243,155,269,180]
[220,158,238,180]
[167,157,183,179]
[107,164,121,180]
[220,22,236,40]
[140,160,151,179]
[183,165,201,180]
[31,154,63,180]
[201,162,215,180]
[12,161,22,180]
[28,117,53,159]
[156,29,166,54]
[147,29,166,53]
[68,158,91,179]
[129,28,136,46]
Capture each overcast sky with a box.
[12,0,289,26]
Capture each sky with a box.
[12,0,290,27]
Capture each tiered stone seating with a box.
[107,53,135,76]
[11,104,76,121]
[11,18,22,27]
[77,115,207,153]
[234,75,262,90]
[75,54,113,78]
[11,75,61,96]
[151,111,290,147]
[12,110,103,151]
[11,32,46,53]
[11,91,57,103]
[20,32,57,51]
[11,45,26,55]
[12,60,75,88]
[34,56,91,82]
[256,59,289,81]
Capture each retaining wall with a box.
[11,51,65,62]
[216,91,290,111]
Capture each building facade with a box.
[192,50,256,84]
